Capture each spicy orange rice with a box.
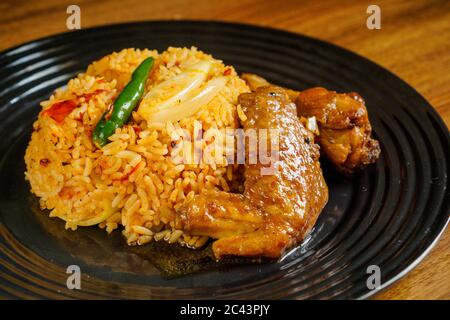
[24,47,249,248]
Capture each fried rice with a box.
[24,47,250,248]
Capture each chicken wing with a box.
[176,86,328,259]
[296,87,380,174]
[241,73,380,174]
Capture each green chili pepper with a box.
[92,57,154,148]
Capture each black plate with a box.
[0,21,448,299]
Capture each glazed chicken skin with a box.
[241,73,380,174]
[296,88,380,174]
[241,73,300,102]
[176,86,328,259]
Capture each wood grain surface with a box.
[0,0,448,300]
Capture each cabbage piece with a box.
[60,198,116,227]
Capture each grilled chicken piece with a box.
[241,73,380,174]
[177,86,328,259]
[296,87,380,174]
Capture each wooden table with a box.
[0,0,448,300]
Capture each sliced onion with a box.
[138,60,211,119]
[147,76,228,124]
[60,199,116,227]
